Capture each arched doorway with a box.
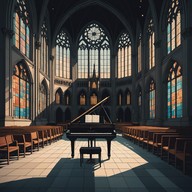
[56,108,63,124]
[65,108,71,122]
[125,107,131,122]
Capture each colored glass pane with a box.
[167,0,181,54]
[78,23,110,79]
[167,62,182,118]
[12,63,30,119]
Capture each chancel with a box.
[0,0,192,191]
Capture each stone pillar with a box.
[154,39,163,126]
[2,28,14,120]
[35,40,41,123]
[110,52,116,122]
[182,27,192,125]
[49,55,54,123]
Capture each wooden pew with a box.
[0,135,19,164]
[13,134,33,157]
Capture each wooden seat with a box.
[80,147,101,167]
[13,134,33,157]
[0,135,19,164]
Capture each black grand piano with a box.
[66,96,116,159]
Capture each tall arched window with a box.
[126,90,131,105]
[149,80,155,119]
[147,19,155,69]
[64,91,70,105]
[137,33,142,73]
[167,62,182,118]
[39,81,48,118]
[55,89,63,104]
[167,0,181,54]
[118,32,132,78]
[90,92,98,105]
[13,0,30,58]
[40,21,49,75]
[12,62,31,119]
[79,91,86,106]
[78,23,110,79]
[55,31,70,79]
[117,92,123,106]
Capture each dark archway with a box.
[56,108,63,124]
[65,108,71,122]
[116,108,124,122]
[125,107,131,122]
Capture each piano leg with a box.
[71,140,75,158]
[107,140,111,159]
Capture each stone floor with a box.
[0,133,192,192]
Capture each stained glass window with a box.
[56,31,70,79]
[149,80,155,119]
[41,22,49,75]
[12,63,30,119]
[148,19,155,69]
[167,0,181,54]
[167,62,182,118]
[138,33,142,73]
[118,32,132,78]
[78,23,110,79]
[13,0,30,57]
[39,81,48,118]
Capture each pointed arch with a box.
[55,88,63,104]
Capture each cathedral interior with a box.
[0,0,191,127]
[0,1,192,191]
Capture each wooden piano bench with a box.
[80,147,101,167]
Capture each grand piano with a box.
[66,96,116,159]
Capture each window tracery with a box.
[78,23,110,79]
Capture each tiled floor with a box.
[0,133,192,192]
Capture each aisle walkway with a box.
[0,134,192,192]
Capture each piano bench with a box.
[80,147,101,167]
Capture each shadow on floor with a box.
[0,156,192,192]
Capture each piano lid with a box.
[70,96,112,124]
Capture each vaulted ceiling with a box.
[34,0,163,42]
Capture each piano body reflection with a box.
[66,96,116,159]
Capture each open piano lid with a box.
[70,96,112,124]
